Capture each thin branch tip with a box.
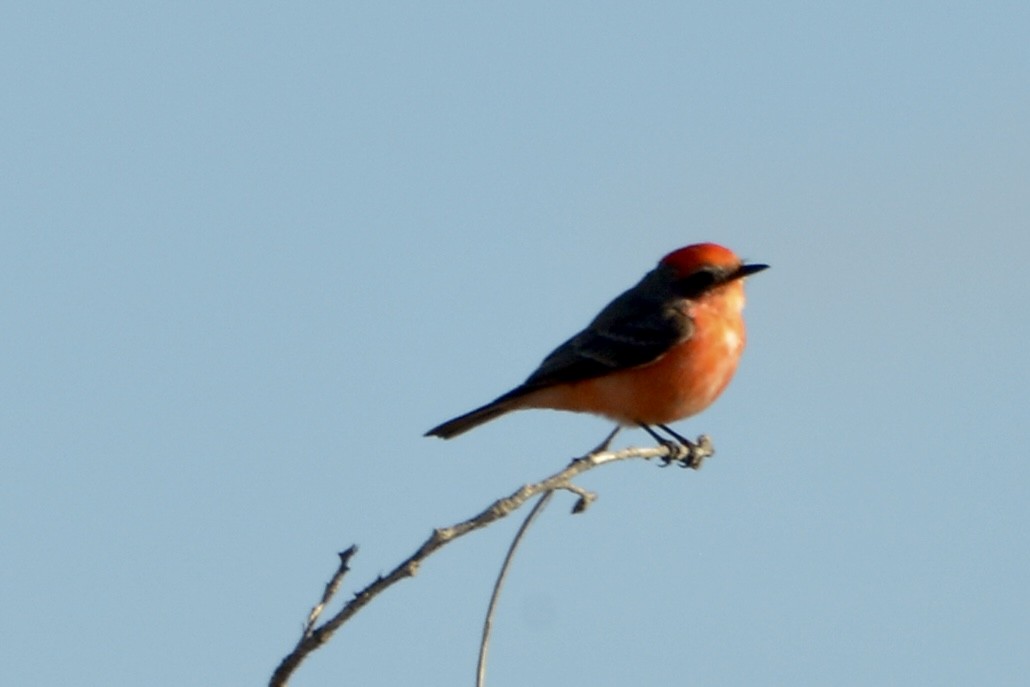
[571,494,594,514]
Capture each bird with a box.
[425,242,766,461]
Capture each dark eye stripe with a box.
[673,268,724,298]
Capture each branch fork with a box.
[270,434,715,687]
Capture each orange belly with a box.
[521,309,746,425]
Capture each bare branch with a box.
[269,436,714,687]
[477,492,554,687]
[303,546,357,637]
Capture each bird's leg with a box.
[657,424,708,469]
[656,424,696,449]
[638,423,683,466]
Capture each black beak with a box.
[729,262,769,281]
[672,261,769,299]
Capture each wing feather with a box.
[521,267,692,390]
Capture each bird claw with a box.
[656,435,713,470]
[679,447,704,470]
[655,439,677,466]
[675,441,703,469]
[681,434,715,470]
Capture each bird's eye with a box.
[674,267,722,297]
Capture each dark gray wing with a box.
[520,267,693,390]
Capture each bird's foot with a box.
[657,434,714,469]
[656,438,685,467]
[680,434,714,469]
[640,424,715,469]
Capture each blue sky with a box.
[3,3,1028,685]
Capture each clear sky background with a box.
[3,3,1028,686]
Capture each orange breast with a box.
[522,287,747,425]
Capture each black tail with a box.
[425,387,530,439]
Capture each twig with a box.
[303,546,357,637]
[268,435,714,687]
[476,491,554,687]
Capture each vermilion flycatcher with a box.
[426,242,766,457]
